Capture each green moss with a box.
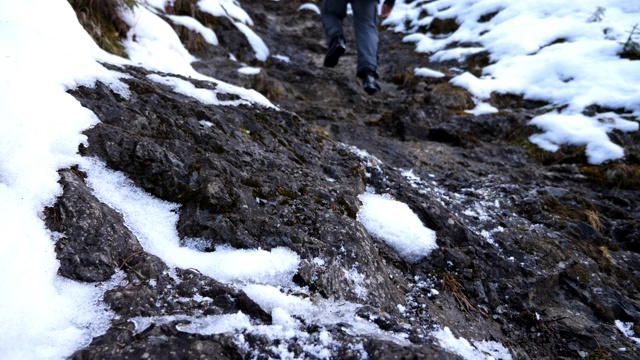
[241,178,262,189]
[465,51,491,77]
[431,82,475,111]
[291,150,307,164]
[564,262,590,288]
[607,242,620,251]
[585,349,612,360]
[540,195,584,221]
[428,17,460,35]
[211,144,225,154]
[337,197,357,219]
[508,125,596,166]
[579,162,640,190]
[69,0,135,58]
[276,186,300,200]
[241,178,264,198]
[591,301,615,324]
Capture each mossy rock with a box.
[276,186,300,200]
[428,17,460,35]
[430,82,474,112]
[591,300,615,323]
[563,262,590,288]
[488,92,548,110]
[526,143,588,166]
[540,195,585,221]
[69,0,134,58]
[580,162,640,190]
[464,51,491,77]
[585,348,612,360]
[478,10,500,23]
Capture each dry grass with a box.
[580,162,640,190]
[442,273,475,314]
[584,210,603,233]
[585,348,612,360]
[390,72,418,87]
[119,251,146,281]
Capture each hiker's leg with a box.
[322,0,348,42]
[351,0,379,78]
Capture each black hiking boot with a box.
[362,74,381,95]
[323,36,346,67]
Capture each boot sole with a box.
[364,85,380,95]
[364,81,381,95]
[323,45,345,67]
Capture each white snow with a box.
[167,14,219,45]
[198,0,253,26]
[243,284,313,314]
[196,0,272,61]
[415,67,445,78]
[465,102,499,116]
[233,21,270,61]
[615,320,640,346]
[0,1,130,358]
[82,158,300,286]
[431,326,512,360]
[121,5,198,74]
[176,312,254,335]
[298,3,321,15]
[238,66,262,75]
[148,73,273,108]
[130,285,410,358]
[357,192,438,263]
[273,54,291,63]
[385,0,640,164]
[120,5,273,108]
[2,0,636,358]
[0,1,276,356]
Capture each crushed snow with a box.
[431,326,512,360]
[357,192,438,263]
[615,320,640,346]
[82,158,300,286]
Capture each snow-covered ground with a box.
[385,0,640,164]
[1,0,638,358]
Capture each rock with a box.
[60,0,640,358]
[45,167,143,282]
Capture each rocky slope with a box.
[57,0,640,358]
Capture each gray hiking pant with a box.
[322,0,380,78]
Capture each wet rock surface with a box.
[54,0,640,358]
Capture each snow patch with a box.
[357,192,438,263]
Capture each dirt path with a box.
[184,2,640,358]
